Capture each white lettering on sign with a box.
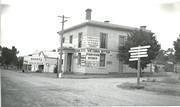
[87,48,110,54]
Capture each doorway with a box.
[38,65,44,72]
[66,53,73,72]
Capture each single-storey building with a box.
[58,9,152,74]
[23,51,59,72]
[175,62,180,73]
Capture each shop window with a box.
[78,32,83,48]
[69,35,73,43]
[78,53,81,65]
[100,54,106,67]
[100,33,108,48]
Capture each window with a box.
[78,32,83,48]
[78,53,81,65]
[100,54,106,67]
[119,35,125,46]
[100,33,108,48]
[69,35,73,43]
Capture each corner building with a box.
[60,9,152,74]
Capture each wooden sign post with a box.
[129,45,150,86]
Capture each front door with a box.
[66,53,73,72]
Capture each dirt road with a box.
[1,69,180,106]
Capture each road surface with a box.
[1,69,180,106]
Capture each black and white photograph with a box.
[1,0,180,106]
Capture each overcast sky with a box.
[1,0,180,56]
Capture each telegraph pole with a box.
[57,15,70,78]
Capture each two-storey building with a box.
[60,9,152,74]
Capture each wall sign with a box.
[87,36,99,48]
[87,48,110,54]
[81,53,86,66]
[86,52,99,67]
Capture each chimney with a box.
[85,8,92,20]
[140,26,147,30]
[104,20,110,23]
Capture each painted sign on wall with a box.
[86,52,100,67]
[81,52,86,66]
[87,36,99,48]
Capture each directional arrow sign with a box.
[130,52,147,56]
[130,54,148,58]
[129,58,138,61]
[130,45,150,50]
[129,49,148,53]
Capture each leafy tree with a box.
[174,34,180,62]
[119,28,161,70]
[1,47,12,69]
[155,49,168,64]
[154,48,175,64]
[17,57,24,69]
[11,46,19,65]
[164,48,175,63]
[1,46,19,69]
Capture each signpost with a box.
[129,45,150,86]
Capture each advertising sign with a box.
[86,52,99,67]
[87,36,99,48]
[81,52,86,66]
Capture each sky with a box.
[1,0,180,56]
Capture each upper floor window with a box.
[78,32,83,48]
[69,35,73,43]
[119,35,125,46]
[100,33,108,49]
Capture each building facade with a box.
[59,9,152,74]
[23,51,59,72]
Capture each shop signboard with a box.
[23,56,44,65]
[86,52,100,67]
[87,48,110,54]
[87,36,99,48]
[81,52,86,66]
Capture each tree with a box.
[119,29,161,70]
[174,34,180,62]
[1,47,12,69]
[154,48,175,64]
[11,46,19,66]
[164,48,175,63]
[155,49,168,64]
[17,57,24,69]
[1,46,19,69]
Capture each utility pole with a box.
[57,15,70,78]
